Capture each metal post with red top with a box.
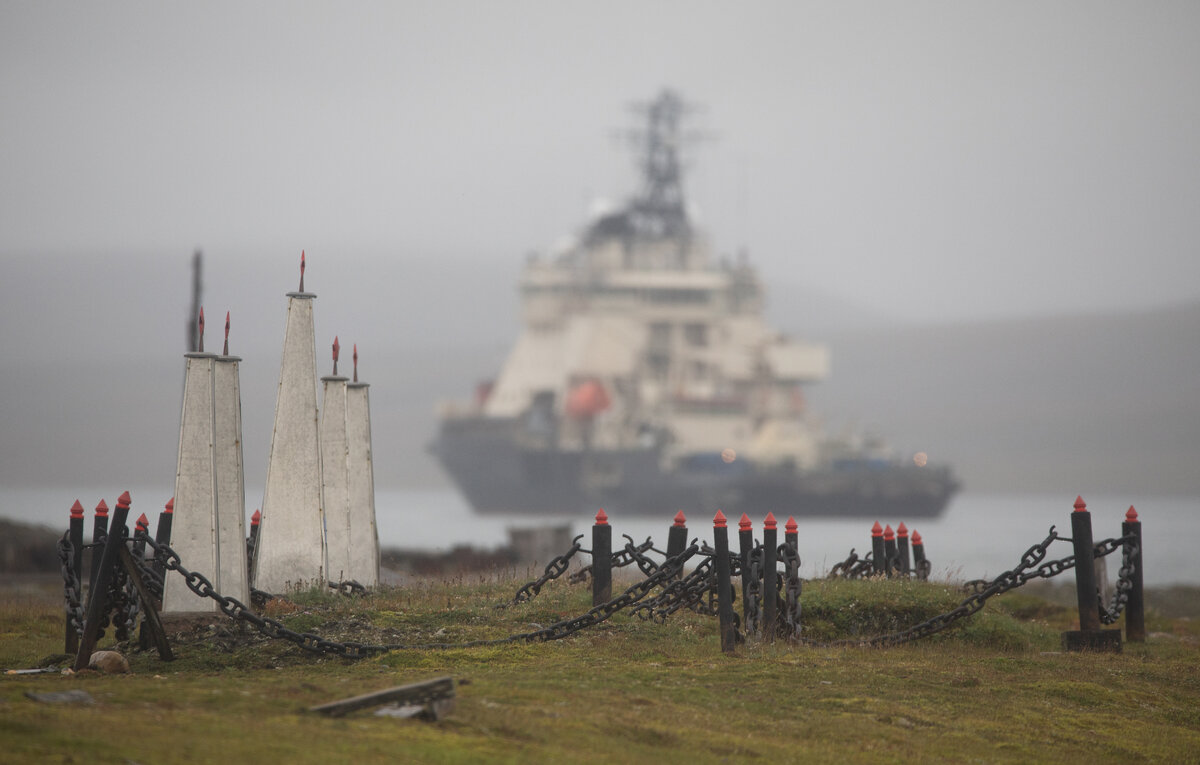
[896,522,912,575]
[1123,506,1145,643]
[785,516,798,554]
[911,530,928,580]
[666,511,687,571]
[247,508,261,583]
[592,509,612,606]
[88,500,110,592]
[738,513,754,628]
[152,497,174,583]
[65,500,85,654]
[883,524,898,578]
[712,510,737,653]
[870,521,885,575]
[74,491,132,671]
[763,513,778,641]
[1062,496,1121,652]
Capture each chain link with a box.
[505,535,583,606]
[57,533,85,640]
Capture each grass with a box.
[2,572,1199,764]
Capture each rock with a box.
[25,689,95,705]
[89,650,131,674]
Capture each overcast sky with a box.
[3,1,1198,325]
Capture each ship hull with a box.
[432,416,957,519]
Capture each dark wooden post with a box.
[247,508,260,583]
[592,509,612,606]
[1062,496,1121,652]
[763,513,778,642]
[1123,506,1145,643]
[870,521,885,575]
[883,524,898,578]
[88,499,110,593]
[713,511,737,653]
[911,530,927,580]
[896,522,912,575]
[666,511,687,574]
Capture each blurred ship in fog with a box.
[431,90,958,517]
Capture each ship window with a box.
[684,323,708,347]
[649,322,671,349]
[647,352,670,380]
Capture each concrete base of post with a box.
[1061,629,1122,653]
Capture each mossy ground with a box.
[2,573,1198,763]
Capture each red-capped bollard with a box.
[1063,496,1122,652]
[713,510,737,653]
[88,500,110,592]
[74,491,132,671]
[1123,506,1145,643]
[763,513,778,641]
[152,497,174,583]
[785,516,798,553]
[911,530,928,580]
[65,500,85,654]
[592,509,612,606]
[133,513,150,561]
[883,524,898,578]
[896,522,912,575]
[738,513,754,628]
[666,511,688,572]
[870,521,885,574]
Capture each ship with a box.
[431,90,959,518]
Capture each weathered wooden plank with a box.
[309,676,455,717]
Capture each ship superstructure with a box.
[432,90,957,517]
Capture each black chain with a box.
[137,530,699,657]
[779,544,802,639]
[568,537,655,584]
[1098,538,1139,625]
[505,535,583,606]
[57,533,85,640]
[328,580,368,597]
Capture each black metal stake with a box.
[666,511,687,575]
[883,525,898,578]
[870,521,885,575]
[1123,506,1145,643]
[247,508,260,584]
[784,516,798,554]
[152,498,174,584]
[897,522,912,576]
[911,530,927,580]
[592,509,612,606]
[713,511,737,653]
[74,492,131,671]
[88,500,110,594]
[763,513,778,642]
[65,501,84,654]
[1062,496,1121,652]
[737,513,754,630]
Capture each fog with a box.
[2,2,1199,498]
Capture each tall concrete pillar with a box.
[214,312,250,605]
[345,344,380,587]
[320,337,352,583]
[164,311,220,613]
[254,258,326,593]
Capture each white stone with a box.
[214,356,250,605]
[346,381,380,587]
[254,294,326,592]
[164,353,220,613]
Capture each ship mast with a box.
[620,89,706,241]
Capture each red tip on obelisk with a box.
[871,521,883,537]
[116,491,131,510]
[713,510,727,528]
[1126,506,1138,522]
[136,513,149,531]
[223,311,230,355]
[595,508,608,526]
[299,250,306,292]
[883,524,895,541]
[70,500,84,519]
[164,497,174,514]
[1074,495,1087,513]
[251,509,261,526]
[785,516,797,534]
[353,343,359,382]
[764,512,777,531]
[912,530,923,545]
[672,510,687,527]
[95,500,109,517]
[333,336,340,375]
[897,522,908,538]
[197,306,205,352]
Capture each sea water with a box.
[4,487,1197,586]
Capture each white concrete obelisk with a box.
[254,253,326,593]
[345,344,380,587]
[319,336,352,583]
[214,312,250,605]
[164,308,220,614]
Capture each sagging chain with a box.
[779,544,802,639]
[829,548,876,580]
[744,548,763,636]
[504,535,583,606]
[328,580,368,597]
[568,537,656,584]
[137,529,699,657]
[57,533,85,641]
[631,557,713,622]
[1099,537,1139,625]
